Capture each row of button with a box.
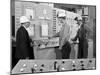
[19,60,95,73]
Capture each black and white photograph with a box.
[11,0,96,74]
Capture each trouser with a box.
[70,43,78,59]
[78,40,88,59]
[61,41,71,59]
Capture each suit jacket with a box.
[72,25,88,49]
[15,26,34,59]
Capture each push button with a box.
[23,64,27,68]
[20,68,24,72]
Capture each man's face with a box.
[59,18,65,24]
[25,22,30,28]
[77,20,82,25]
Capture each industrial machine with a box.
[11,1,96,74]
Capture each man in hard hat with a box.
[15,16,34,63]
[49,12,71,59]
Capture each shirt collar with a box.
[23,25,27,30]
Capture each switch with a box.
[20,68,24,72]
[31,68,35,73]
[80,61,84,63]
[72,64,76,67]
[72,61,75,64]
[62,61,65,64]
[31,64,37,73]
[41,64,44,67]
[34,64,37,67]
[61,67,65,70]
[38,44,41,47]
[33,64,38,70]
[40,69,43,72]
[33,64,37,68]
[81,64,84,67]
[80,63,84,70]
[92,67,95,69]
[23,64,26,67]
[81,68,85,70]
[89,60,92,63]
[57,65,60,72]
[73,68,76,71]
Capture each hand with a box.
[69,40,73,44]
[48,36,52,39]
[59,47,62,50]
[30,42,34,47]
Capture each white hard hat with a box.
[58,10,66,17]
[58,13,66,17]
[20,16,30,23]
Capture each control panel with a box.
[11,58,96,74]
[33,37,59,49]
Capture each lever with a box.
[31,68,35,73]
[57,65,60,72]
[54,61,57,70]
